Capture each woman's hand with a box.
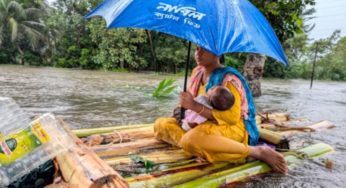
[179,91,196,110]
[179,92,215,121]
[172,106,182,124]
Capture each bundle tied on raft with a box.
[51,119,129,188]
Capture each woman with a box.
[154,47,287,174]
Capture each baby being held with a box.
[181,86,235,131]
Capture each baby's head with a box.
[207,86,235,111]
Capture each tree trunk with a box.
[145,30,158,72]
[17,46,24,65]
[172,64,175,74]
[120,61,124,69]
[243,54,266,97]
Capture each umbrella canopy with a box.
[85,0,288,65]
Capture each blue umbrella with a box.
[86,0,288,92]
[85,0,288,65]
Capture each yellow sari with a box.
[154,81,249,163]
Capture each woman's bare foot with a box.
[249,146,288,174]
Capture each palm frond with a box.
[0,0,7,13]
[302,7,316,33]
[7,1,25,19]
[8,17,17,42]
[21,24,46,49]
[25,7,44,19]
[303,8,316,17]
[0,0,9,24]
[23,21,46,30]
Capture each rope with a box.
[83,130,131,147]
[107,130,124,145]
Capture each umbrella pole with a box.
[181,41,192,119]
[183,42,192,92]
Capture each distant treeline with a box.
[0,0,345,80]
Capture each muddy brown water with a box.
[1,65,345,187]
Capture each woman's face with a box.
[195,47,215,66]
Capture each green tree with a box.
[0,0,48,64]
[154,33,187,73]
[49,0,149,70]
[47,0,95,68]
[87,18,148,70]
[257,0,316,69]
[242,0,316,96]
[283,30,342,80]
[252,0,315,42]
[316,33,345,80]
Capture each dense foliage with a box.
[0,0,345,80]
[0,0,49,65]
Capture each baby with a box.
[181,86,235,131]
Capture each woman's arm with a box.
[179,81,242,125]
[211,82,242,125]
[179,92,215,120]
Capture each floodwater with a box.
[1,65,345,187]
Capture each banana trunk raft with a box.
[48,113,335,187]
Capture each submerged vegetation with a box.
[0,0,345,80]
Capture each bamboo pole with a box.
[279,121,334,138]
[73,113,290,138]
[93,138,169,158]
[259,123,285,130]
[259,121,335,141]
[94,120,331,162]
[255,115,261,125]
[174,143,333,188]
[128,163,230,188]
[258,112,290,124]
[82,127,154,146]
[73,123,154,137]
[56,119,129,187]
[266,112,289,122]
[126,162,208,183]
[56,148,129,187]
[104,149,192,166]
[259,128,286,145]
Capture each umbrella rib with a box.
[107,0,134,27]
[233,2,254,52]
[208,26,218,55]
